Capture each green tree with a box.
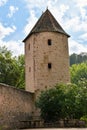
[15,55,25,89]
[70,53,87,66]
[0,46,25,89]
[70,53,78,65]
[36,84,65,122]
[70,62,87,84]
[76,78,87,118]
[36,83,87,122]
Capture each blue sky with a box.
[0,0,87,56]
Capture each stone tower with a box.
[23,9,70,95]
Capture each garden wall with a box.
[0,83,34,129]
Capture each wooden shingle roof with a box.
[23,9,70,42]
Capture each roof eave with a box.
[23,31,70,43]
[22,33,32,42]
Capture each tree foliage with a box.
[0,46,25,89]
[70,62,87,84]
[70,53,87,66]
[36,83,87,122]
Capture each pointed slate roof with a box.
[23,9,70,42]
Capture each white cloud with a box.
[0,40,24,56]
[0,22,16,40]
[0,22,21,56]
[0,0,8,6]
[60,4,69,15]
[74,0,87,20]
[80,33,87,41]
[64,16,80,31]
[24,10,38,35]
[80,8,87,20]
[8,6,19,18]
[69,39,87,55]
[25,0,49,10]
[74,0,87,8]
[50,4,69,25]
[64,14,87,33]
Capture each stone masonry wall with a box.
[25,32,70,95]
[25,36,35,93]
[34,32,70,96]
[0,83,34,129]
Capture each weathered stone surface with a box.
[0,83,34,129]
[25,32,70,96]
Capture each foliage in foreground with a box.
[70,62,87,85]
[81,115,87,126]
[36,82,87,122]
[0,46,25,89]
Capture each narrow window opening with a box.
[48,63,52,69]
[28,44,30,50]
[48,39,52,45]
[29,67,31,72]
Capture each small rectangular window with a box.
[48,39,52,45]
[29,67,31,72]
[28,44,30,50]
[48,63,52,69]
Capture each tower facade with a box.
[23,9,70,94]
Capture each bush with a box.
[80,115,87,127]
[36,83,87,122]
